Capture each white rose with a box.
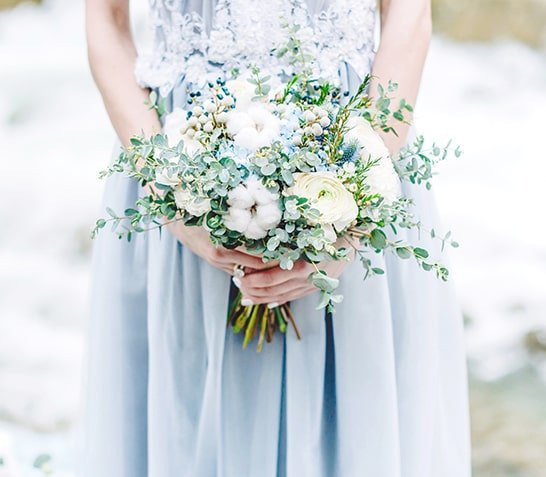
[163,107,204,155]
[155,169,181,188]
[174,188,211,217]
[226,105,281,151]
[345,116,401,203]
[287,172,358,235]
[224,177,282,240]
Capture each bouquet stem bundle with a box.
[227,293,301,351]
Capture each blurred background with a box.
[0,0,545,475]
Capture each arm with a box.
[86,0,270,273]
[370,0,432,153]
[85,0,161,145]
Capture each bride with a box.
[83,1,471,476]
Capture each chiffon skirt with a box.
[82,64,471,477]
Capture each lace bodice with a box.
[135,0,377,96]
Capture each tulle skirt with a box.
[82,63,471,477]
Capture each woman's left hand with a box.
[237,247,355,307]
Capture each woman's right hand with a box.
[166,221,273,275]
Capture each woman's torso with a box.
[136,0,378,96]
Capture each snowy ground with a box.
[0,0,545,475]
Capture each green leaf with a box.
[310,271,340,293]
[413,247,429,259]
[370,229,387,250]
[124,208,139,217]
[396,247,412,259]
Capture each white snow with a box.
[0,0,545,474]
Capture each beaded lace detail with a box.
[135,0,377,96]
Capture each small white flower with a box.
[174,188,211,217]
[226,105,281,151]
[345,116,401,203]
[163,108,205,156]
[287,172,359,236]
[224,178,282,240]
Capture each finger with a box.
[240,261,311,289]
[243,285,316,306]
[240,277,305,299]
[212,248,272,270]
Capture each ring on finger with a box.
[233,264,245,278]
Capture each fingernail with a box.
[267,302,279,309]
[234,268,245,278]
[241,298,254,307]
[232,276,241,288]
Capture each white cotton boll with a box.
[226,106,280,151]
[254,203,282,229]
[226,111,254,136]
[224,208,252,233]
[227,184,255,209]
[233,128,263,151]
[225,77,256,109]
[244,220,268,240]
[224,178,281,240]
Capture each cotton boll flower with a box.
[226,105,281,151]
[224,178,282,240]
[253,203,283,230]
[345,116,401,203]
[245,177,279,205]
[225,77,256,109]
[227,182,255,209]
[224,207,252,233]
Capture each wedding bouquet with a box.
[93,33,460,351]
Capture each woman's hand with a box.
[166,221,275,275]
[237,246,356,307]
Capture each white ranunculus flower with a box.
[226,105,281,151]
[174,188,211,217]
[224,178,282,240]
[162,107,204,155]
[287,172,358,236]
[345,116,401,203]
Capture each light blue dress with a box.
[83,1,471,476]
